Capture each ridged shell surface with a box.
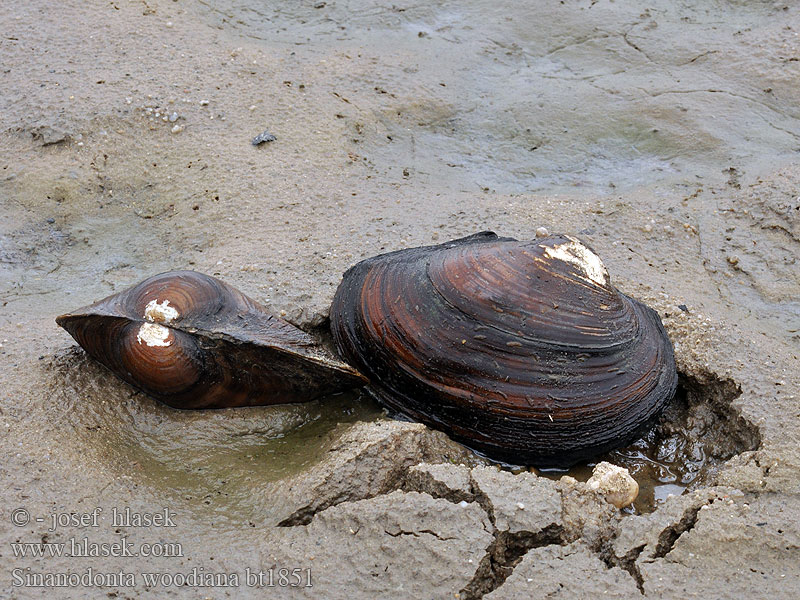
[330,232,677,467]
[57,271,365,409]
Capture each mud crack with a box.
[603,542,647,594]
[276,461,409,527]
[650,502,704,560]
[458,524,564,600]
[384,528,456,541]
[456,469,567,599]
[276,423,477,527]
[603,493,721,594]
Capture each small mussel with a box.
[330,232,677,467]
[56,271,364,409]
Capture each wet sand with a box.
[2,0,799,597]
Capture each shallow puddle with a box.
[534,425,710,515]
[530,376,759,513]
[52,349,383,524]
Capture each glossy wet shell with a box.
[57,271,365,409]
[330,232,678,467]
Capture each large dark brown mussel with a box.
[57,271,365,409]
[330,232,678,467]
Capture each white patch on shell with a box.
[542,237,609,286]
[136,322,172,347]
[144,299,179,324]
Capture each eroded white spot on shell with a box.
[144,299,179,324]
[542,237,609,286]
[136,322,172,347]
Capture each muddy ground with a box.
[1,0,799,598]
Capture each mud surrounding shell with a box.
[330,232,678,467]
[56,271,365,409]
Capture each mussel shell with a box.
[57,271,365,409]
[330,232,677,467]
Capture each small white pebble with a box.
[458,500,469,508]
[587,462,638,508]
[171,124,184,134]
[169,112,178,122]
[199,99,209,106]
[166,21,173,28]
[516,502,525,510]
[535,226,549,238]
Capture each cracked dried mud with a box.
[2,0,799,598]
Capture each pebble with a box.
[252,130,277,145]
[171,124,184,134]
[587,462,639,508]
[169,112,178,122]
[535,226,549,238]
